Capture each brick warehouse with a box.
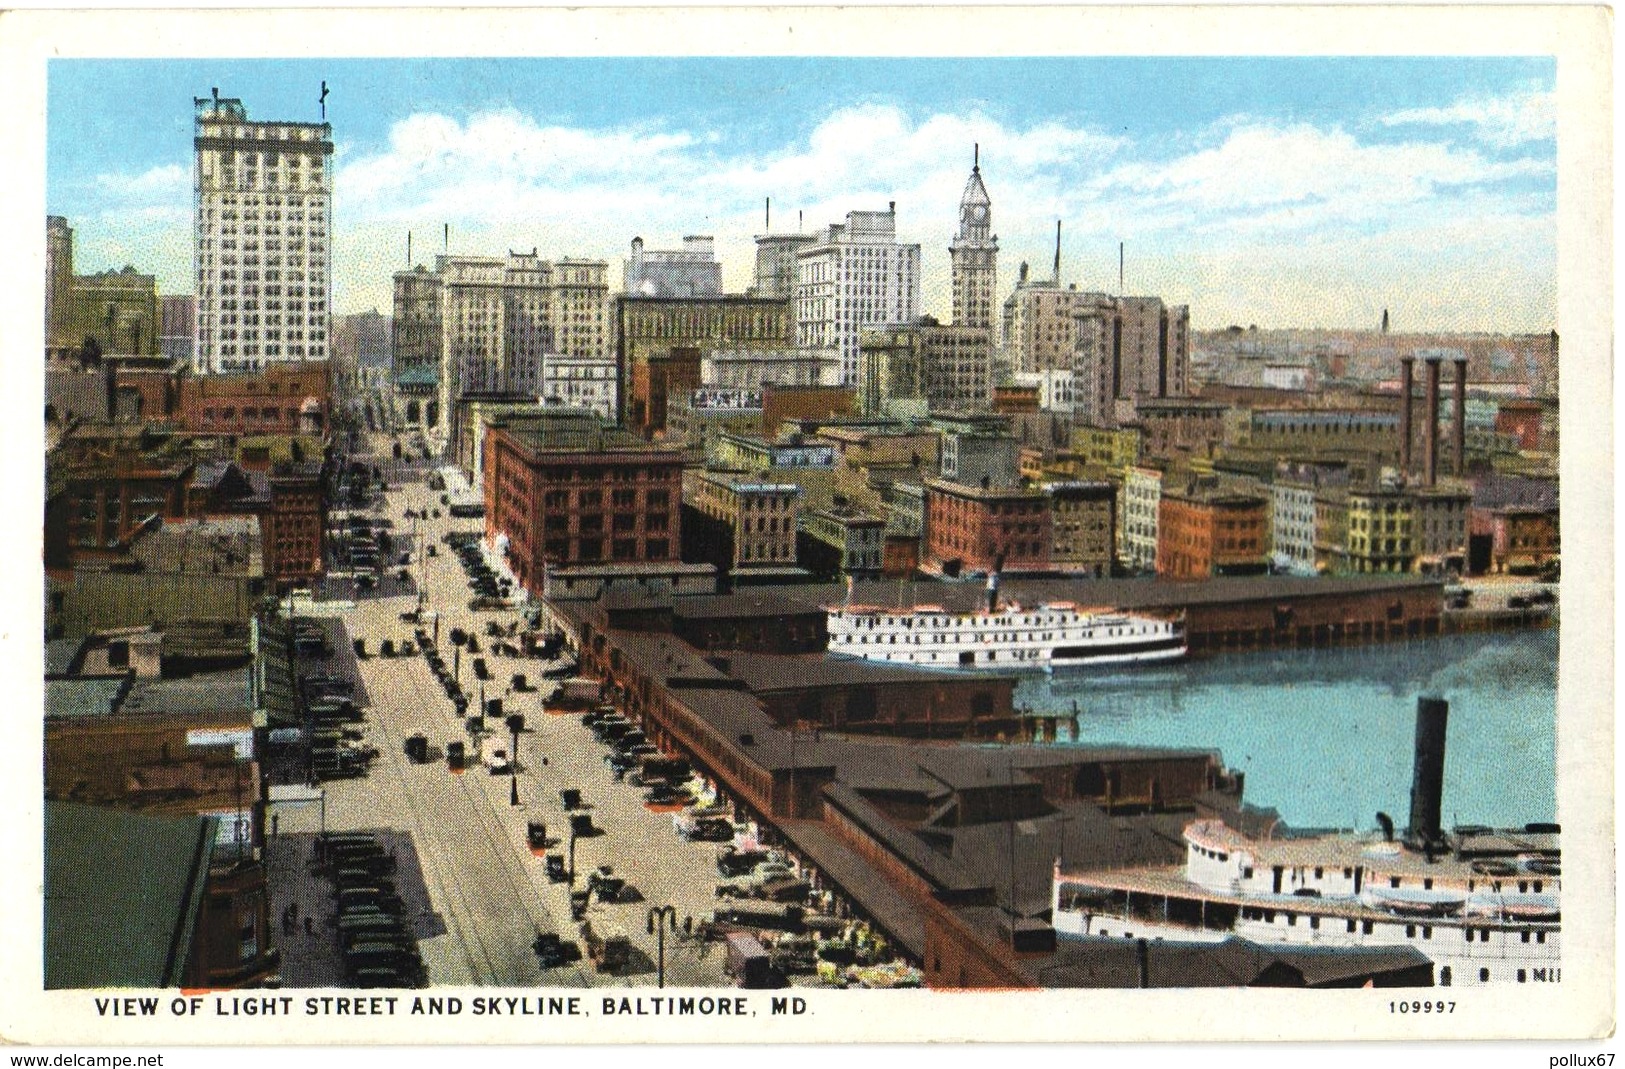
[177,360,331,438]
[560,594,1249,989]
[923,476,1052,575]
[482,413,684,593]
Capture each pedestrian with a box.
[271,813,280,838]
[304,916,313,936]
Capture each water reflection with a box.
[1021,629,1558,830]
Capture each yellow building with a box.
[1071,425,1142,470]
[682,469,801,571]
[1342,488,1415,574]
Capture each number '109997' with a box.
[1389,1001,1455,1014]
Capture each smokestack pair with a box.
[1401,355,1470,484]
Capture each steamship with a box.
[826,575,1187,672]
[1049,698,1561,987]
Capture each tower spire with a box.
[1053,220,1062,284]
[950,147,997,329]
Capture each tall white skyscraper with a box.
[193,90,332,374]
[795,205,921,386]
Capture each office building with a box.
[482,414,684,593]
[389,252,608,441]
[192,91,332,373]
[1157,484,1270,580]
[859,320,993,416]
[625,236,722,298]
[1073,296,1192,427]
[614,295,794,436]
[796,205,921,386]
[752,232,816,300]
[923,477,1051,576]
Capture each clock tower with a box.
[950,145,998,329]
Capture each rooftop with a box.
[129,516,264,577]
[803,574,1442,613]
[45,801,215,989]
[496,417,675,457]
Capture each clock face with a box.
[970,205,988,222]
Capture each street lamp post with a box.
[647,906,678,989]
[508,715,521,807]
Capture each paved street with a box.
[275,437,731,987]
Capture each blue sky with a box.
[48,57,1557,331]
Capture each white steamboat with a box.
[827,575,1186,672]
[1051,819,1560,987]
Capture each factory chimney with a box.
[1452,357,1468,476]
[1423,355,1441,487]
[1406,696,1449,850]
[1398,356,1415,475]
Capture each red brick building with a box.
[178,361,330,438]
[263,466,326,585]
[184,459,325,588]
[483,415,684,593]
[1157,488,1270,580]
[923,477,1051,575]
[882,531,920,578]
[45,432,193,569]
[1494,400,1546,452]
[1471,508,1560,575]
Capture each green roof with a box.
[45,802,216,988]
[394,365,439,387]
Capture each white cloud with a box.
[1380,86,1555,148]
[93,162,189,202]
[337,108,700,221]
[1082,122,1551,239]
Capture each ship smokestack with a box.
[1407,696,1449,849]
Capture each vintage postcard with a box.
[0,4,1612,1054]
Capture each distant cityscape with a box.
[43,86,1560,996]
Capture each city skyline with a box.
[48,57,1556,335]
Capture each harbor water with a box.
[1021,628,1558,831]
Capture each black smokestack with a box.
[1407,696,1449,847]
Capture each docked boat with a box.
[1050,817,1562,987]
[826,596,1187,673]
